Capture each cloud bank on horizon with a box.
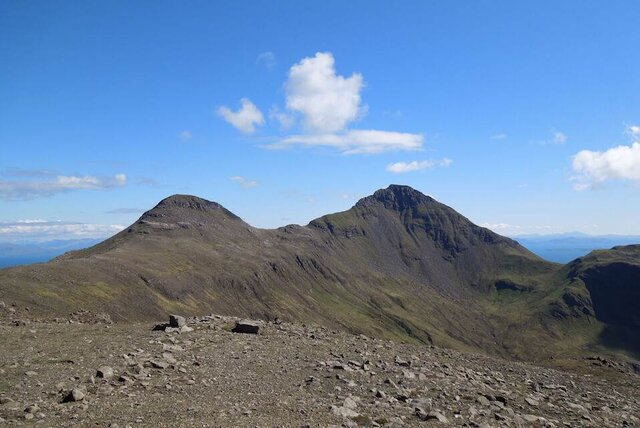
[0,219,125,242]
[0,171,127,201]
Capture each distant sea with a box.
[0,239,101,269]
[514,233,640,263]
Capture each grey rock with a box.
[477,395,491,406]
[525,397,539,406]
[63,388,86,403]
[150,360,169,369]
[169,314,186,328]
[331,405,359,419]
[96,366,114,379]
[232,320,260,334]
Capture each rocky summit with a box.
[0,312,638,427]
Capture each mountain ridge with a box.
[1,185,638,363]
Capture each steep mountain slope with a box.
[0,185,636,361]
[561,245,640,357]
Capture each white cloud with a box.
[179,130,192,141]
[269,106,295,130]
[230,176,258,189]
[0,220,125,241]
[553,131,567,144]
[285,52,364,133]
[571,142,640,190]
[0,174,127,200]
[627,124,640,138]
[115,174,127,185]
[272,130,423,154]
[222,51,433,156]
[491,133,508,140]
[386,158,452,173]
[217,98,265,134]
[256,51,276,70]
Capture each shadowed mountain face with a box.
[0,185,638,361]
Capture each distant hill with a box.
[0,239,102,268]
[0,185,638,363]
[516,233,640,263]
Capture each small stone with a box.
[426,411,448,423]
[150,360,169,369]
[403,369,415,379]
[162,353,178,364]
[63,388,86,403]
[344,396,358,409]
[96,366,114,379]
[331,405,359,419]
[25,370,37,377]
[25,404,39,413]
[477,395,491,406]
[525,397,539,407]
[394,356,411,367]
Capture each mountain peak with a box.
[142,194,242,223]
[356,184,435,211]
[156,194,223,210]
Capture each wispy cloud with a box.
[386,158,452,173]
[491,133,508,140]
[538,129,567,145]
[179,130,193,141]
[217,98,265,134]
[272,130,423,154]
[480,222,556,236]
[1,168,58,178]
[269,106,295,130]
[0,220,125,242]
[106,208,143,214]
[230,176,258,188]
[0,173,127,200]
[553,130,567,144]
[256,51,276,70]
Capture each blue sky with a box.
[1,1,639,242]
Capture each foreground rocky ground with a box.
[0,305,638,427]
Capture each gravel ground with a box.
[0,310,638,427]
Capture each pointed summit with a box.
[357,184,435,211]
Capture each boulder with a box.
[232,320,260,334]
[169,314,186,328]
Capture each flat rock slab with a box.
[232,320,261,334]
